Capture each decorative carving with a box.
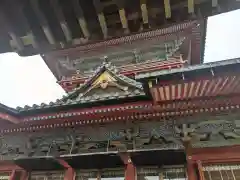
[61,61,145,104]
[2,116,240,159]
[175,124,208,142]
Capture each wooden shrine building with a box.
[0,0,240,180]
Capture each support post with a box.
[184,141,197,180]
[64,168,75,180]
[125,161,136,180]
[119,153,136,180]
[9,170,16,180]
[197,161,205,180]
[56,159,75,180]
[20,171,28,180]
[187,161,197,180]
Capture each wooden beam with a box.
[93,0,108,39]
[0,163,22,171]
[14,0,38,48]
[71,0,90,38]
[164,0,171,18]
[212,0,218,7]
[140,0,149,24]
[119,9,129,33]
[30,0,56,45]
[191,145,240,164]
[114,0,129,34]
[0,10,24,51]
[188,0,194,14]
[9,33,24,51]
[0,112,20,124]
[50,0,72,42]
[6,0,38,49]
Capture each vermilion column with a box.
[184,142,197,180]
[125,161,136,180]
[20,171,28,180]
[57,159,75,180]
[64,168,75,180]
[9,170,16,180]
[187,160,197,180]
[119,153,136,180]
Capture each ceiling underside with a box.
[14,150,185,170]
[0,0,239,56]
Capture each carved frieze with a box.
[2,115,240,160]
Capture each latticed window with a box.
[203,164,240,180]
[75,169,124,180]
[30,171,64,180]
[0,173,10,180]
[137,166,187,180]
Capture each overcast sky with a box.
[0,10,240,108]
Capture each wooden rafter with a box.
[30,0,56,45]
[50,0,72,42]
[71,0,90,38]
[191,145,240,164]
[115,0,129,34]
[0,9,23,51]
[212,0,218,7]
[93,0,108,39]
[10,0,38,49]
[164,0,171,18]
[188,0,194,14]
[140,0,149,24]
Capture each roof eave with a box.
[136,58,240,80]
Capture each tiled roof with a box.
[62,60,145,101]
[0,103,18,114]
[16,61,145,112]
[135,58,240,80]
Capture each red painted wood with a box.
[64,168,75,180]
[56,159,75,180]
[56,159,72,168]
[191,146,240,164]
[187,162,197,180]
[9,170,16,180]
[0,164,22,171]
[125,162,136,180]
[0,113,20,124]
[197,161,205,180]
[20,171,28,180]
[23,101,152,122]
[48,21,196,58]
[119,153,136,180]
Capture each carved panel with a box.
[2,115,240,160]
[0,120,183,160]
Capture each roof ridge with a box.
[0,103,18,114]
[62,59,143,102]
[17,60,145,112]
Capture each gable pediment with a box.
[62,62,145,103]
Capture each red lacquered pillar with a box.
[64,168,75,180]
[125,160,136,180]
[9,170,17,180]
[187,160,198,180]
